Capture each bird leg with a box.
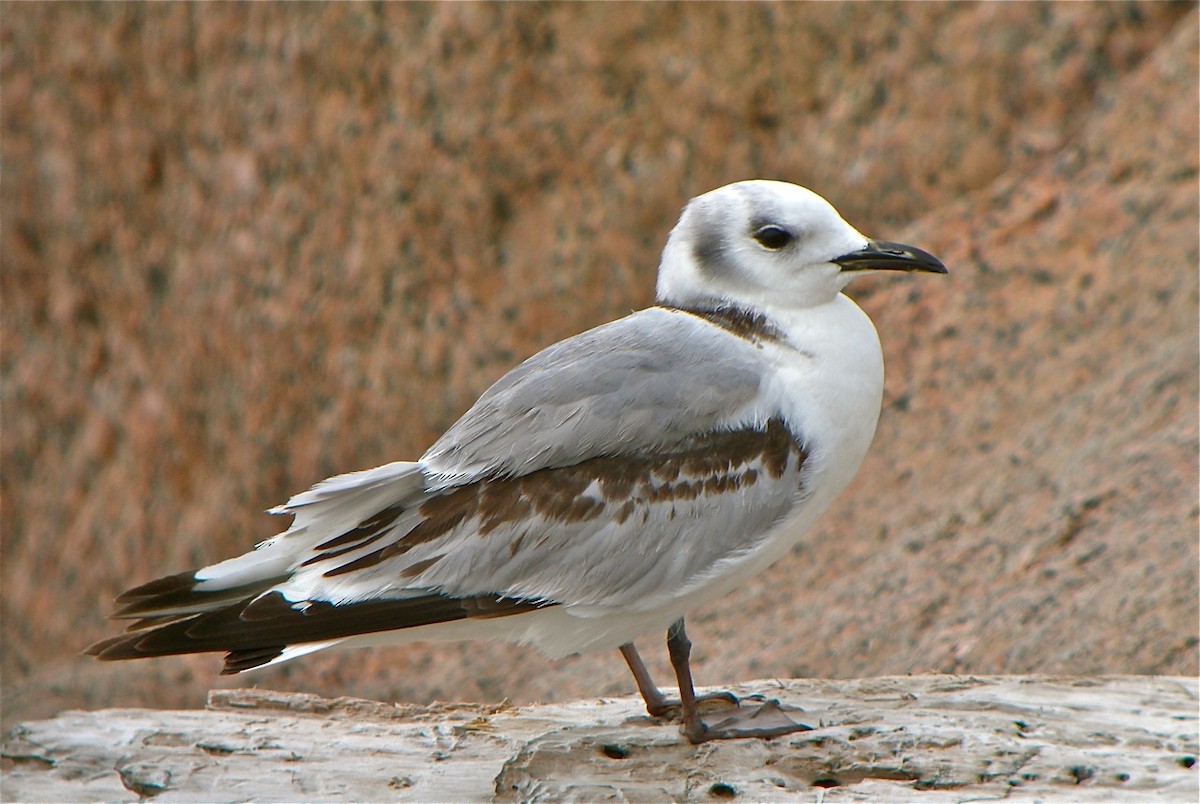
[665,617,813,743]
[618,641,737,718]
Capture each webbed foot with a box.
[685,698,813,743]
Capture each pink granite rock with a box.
[1,3,1195,725]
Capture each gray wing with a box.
[405,415,808,610]
[91,308,808,667]
[421,306,767,488]
[271,306,808,610]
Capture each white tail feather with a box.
[193,461,428,592]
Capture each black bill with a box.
[833,240,948,274]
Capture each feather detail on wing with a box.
[89,306,809,669]
[420,307,767,488]
[87,589,551,673]
[288,417,807,612]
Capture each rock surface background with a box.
[3,3,1197,728]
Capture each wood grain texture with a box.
[3,676,1197,802]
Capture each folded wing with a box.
[88,307,809,671]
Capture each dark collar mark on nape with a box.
[666,303,786,346]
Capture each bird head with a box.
[656,180,946,311]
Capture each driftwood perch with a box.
[3,676,1197,802]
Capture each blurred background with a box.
[3,2,1196,729]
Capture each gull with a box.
[88,180,946,742]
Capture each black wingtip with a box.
[84,633,146,661]
[113,570,198,605]
[111,571,291,619]
[221,647,285,674]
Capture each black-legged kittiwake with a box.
[88,180,947,742]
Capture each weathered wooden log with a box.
[3,676,1197,802]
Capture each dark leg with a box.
[664,617,814,744]
[619,639,737,719]
[665,618,708,742]
[619,642,672,716]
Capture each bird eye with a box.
[752,225,794,250]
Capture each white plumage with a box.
[90,180,945,742]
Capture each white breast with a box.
[765,292,885,495]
